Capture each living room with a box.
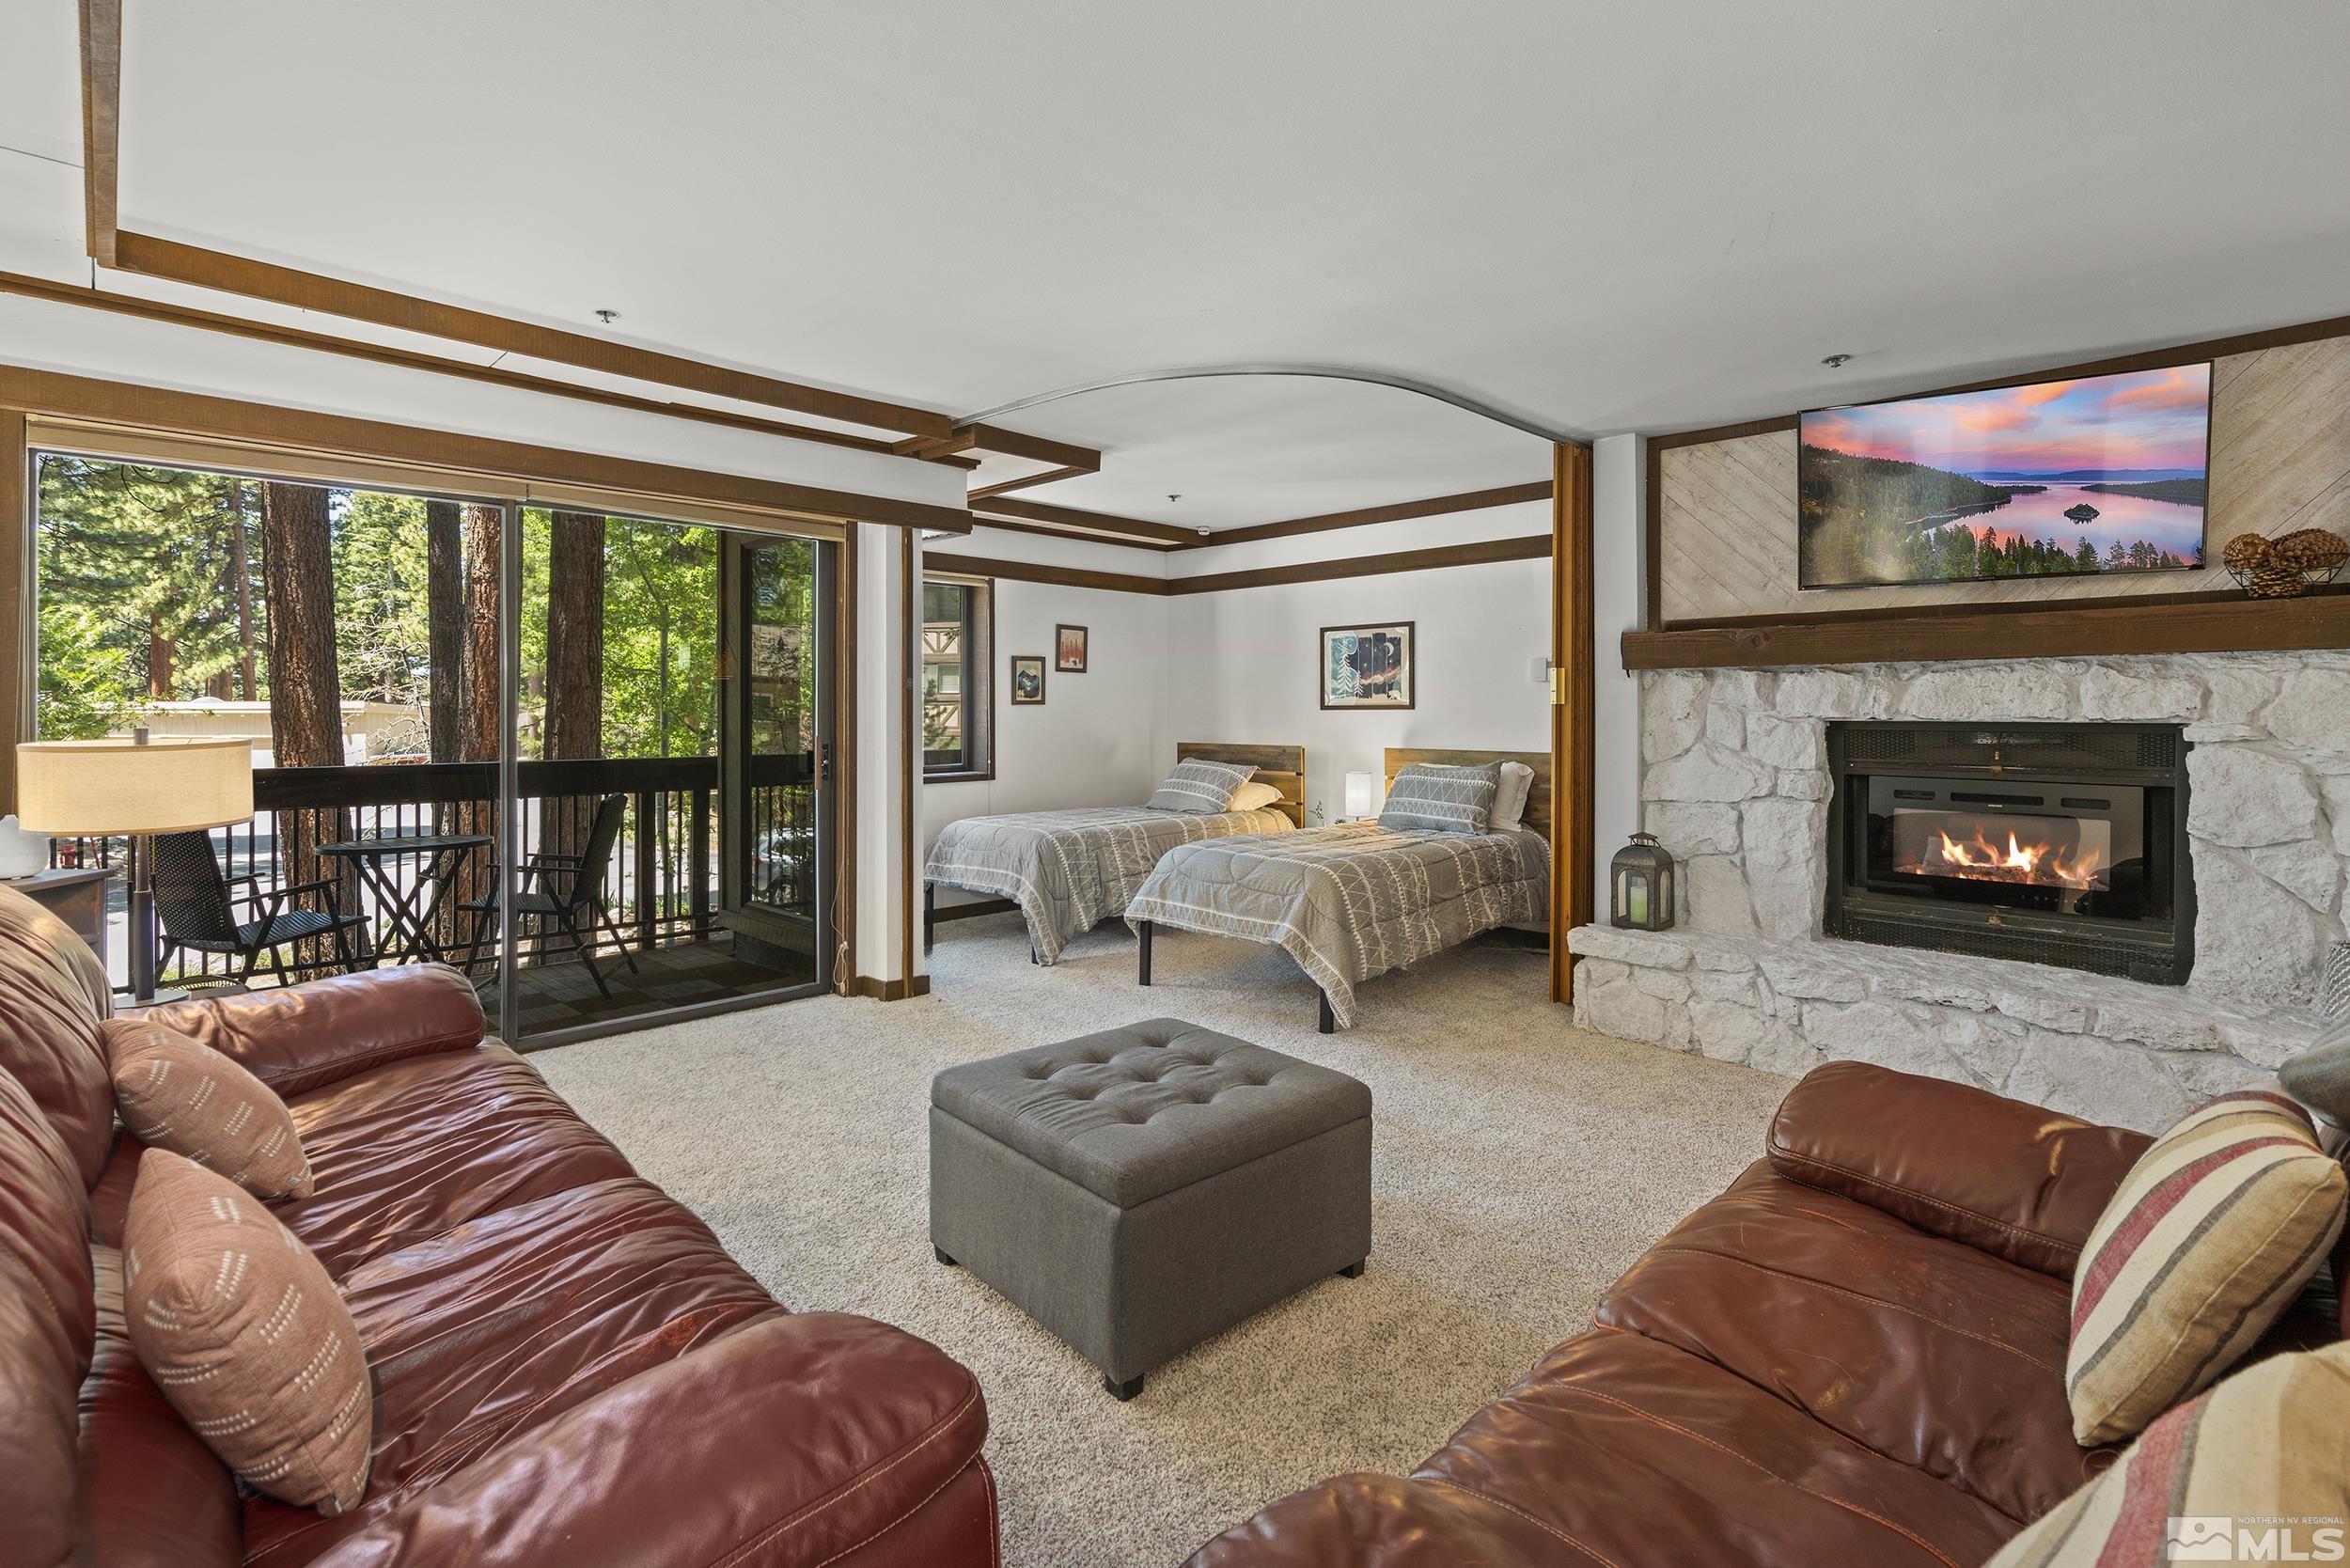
[4,5,2350,1567]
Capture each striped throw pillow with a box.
[1377,761,1501,835]
[103,1017,314,1201]
[123,1150,373,1515]
[1989,1339,2350,1567]
[2067,1090,2346,1446]
[1147,760,1257,814]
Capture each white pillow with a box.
[1230,780,1285,812]
[1490,761,1536,832]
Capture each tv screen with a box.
[1798,362,2211,589]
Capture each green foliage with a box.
[519,510,721,760]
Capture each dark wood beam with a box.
[968,464,1089,502]
[1551,444,1594,1006]
[963,513,1183,553]
[956,422,1101,472]
[920,551,1168,596]
[0,363,972,533]
[969,495,1196,545]
[77,0,119,267]
[1167,533,1549,595]
[108,230,955,440]
[1183,479,1554,549]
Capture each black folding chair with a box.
[462,793,640,997]
[150,830,365,985]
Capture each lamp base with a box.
[112,986,191,1011]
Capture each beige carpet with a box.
[533,915,1792,1567]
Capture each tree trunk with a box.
[425,499,466,765]
[449,505,502,950]
[146,617,174,698]
[259,481,351,976]
[541,510,606,865]
[228,481,257,699]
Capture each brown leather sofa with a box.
[1187,1058,2342,1568]
[0,884,997,1568]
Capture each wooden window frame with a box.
[920,572,995,785]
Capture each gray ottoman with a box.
[929,1017,1372,1399]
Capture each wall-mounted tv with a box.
[1798,362,2212,589]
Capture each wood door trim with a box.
[78,0,120,267]
[836,528,859,993]
[0,364,972,533]
[1552,443,1595,1005]
[108,230,954,440]
[901,529,916,996]
[0,411,24,815]
[1183,480,1554,549]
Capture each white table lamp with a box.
[16,733,255,1007]
[1343,771,1377,822]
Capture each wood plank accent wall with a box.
[1655,329,2350,624]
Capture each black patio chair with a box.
[151,830,366,985]
[461,792,640,998]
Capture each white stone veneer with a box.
[1569,651,2350,1131]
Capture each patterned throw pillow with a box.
[123,1150,373,1514]
[1147,760,1258,814]
[2067,1090,2346,1446]
[102,1016,314,1201]
[1377,761,1502,835]
[1988,1339,2350,1567]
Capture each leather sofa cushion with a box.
[1598,1160,2094,1525]
[1767,1060,2150,1278]
[97,1043,638,1278]
[147,964,487,1100]
[102,1015,314,1200]
[0,882,118,1186]
[0,1070,98,1568]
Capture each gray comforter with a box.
[926,806,1294,964]
[1124,822,1550,1027]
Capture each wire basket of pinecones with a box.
[2224,529,2350,597]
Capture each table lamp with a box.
[1343,771,1377,822]
[16,732,255,1008]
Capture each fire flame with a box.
[1921,825,2105,889]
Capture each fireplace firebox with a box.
[1825,722,2193,985]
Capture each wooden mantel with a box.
[1622,586,2350,671]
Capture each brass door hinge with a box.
[1549,666,1568,706]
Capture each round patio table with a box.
[316,830,492,967]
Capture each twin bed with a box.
[925,744,1550,1030]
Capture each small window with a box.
[922,576,992,780]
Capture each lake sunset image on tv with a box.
[1798,362,2211,589]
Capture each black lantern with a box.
[1610,831,1676,931]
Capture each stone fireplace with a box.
[1569,651,2350,1132]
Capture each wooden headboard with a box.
[1178,742,1308,827]
[1384,748,1552,839]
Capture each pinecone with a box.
[2221,532,2274,571]
[2275,528,2350,572]
[2248,562,2308,599]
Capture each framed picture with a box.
[1798,362,2211,589]
[1320,621,1414,710]
[1055,623,1089,672]
[1010,655,1046,704]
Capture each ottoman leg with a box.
[1337,1260,1366,1278]
[933,1246,959,1267]
[1104,1372,1145,1401]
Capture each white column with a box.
[853,525,914,987]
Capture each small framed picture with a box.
[1010,655,1046,704]
[1320,621,1414,710]
[1055,623,1089,672]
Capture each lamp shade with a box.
[1343,771,1376,819]
[15,738,255,836]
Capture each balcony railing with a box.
[49,754,815,988]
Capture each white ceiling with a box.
[3,0,2346,525]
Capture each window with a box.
[922,575,992,779]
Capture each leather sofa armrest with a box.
[1766,1060,2152,1278]
[1184,1474,1552,1567]
[146,965,487,1099]
[301,1313,990,1568]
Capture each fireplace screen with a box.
[1827,724,2189,984]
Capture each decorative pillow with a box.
[2280,1012,2350,1127]
[2067,1090,2346,1446]
[1988,1339,2350,1567]
[102,1017,313,1201]
[1147,760,1257,814]
[1377,761,1502,835]
[1229,780,1285,813]
[122,1150,372,1514]
[1490,761,1537,833]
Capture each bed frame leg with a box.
[1317,990,1335,1034]
[1137,920,1153,986]
[923,883,935,954]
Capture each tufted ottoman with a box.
[929,1017,1372,1399]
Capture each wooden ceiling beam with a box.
[1184,479,1554,549]
[956,422,1100,472]
[107,230,956,440]
[969,495,1197,546]
[968,464,1089,502]
[77,0,120,267]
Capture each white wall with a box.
[1590,433,1645,917]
